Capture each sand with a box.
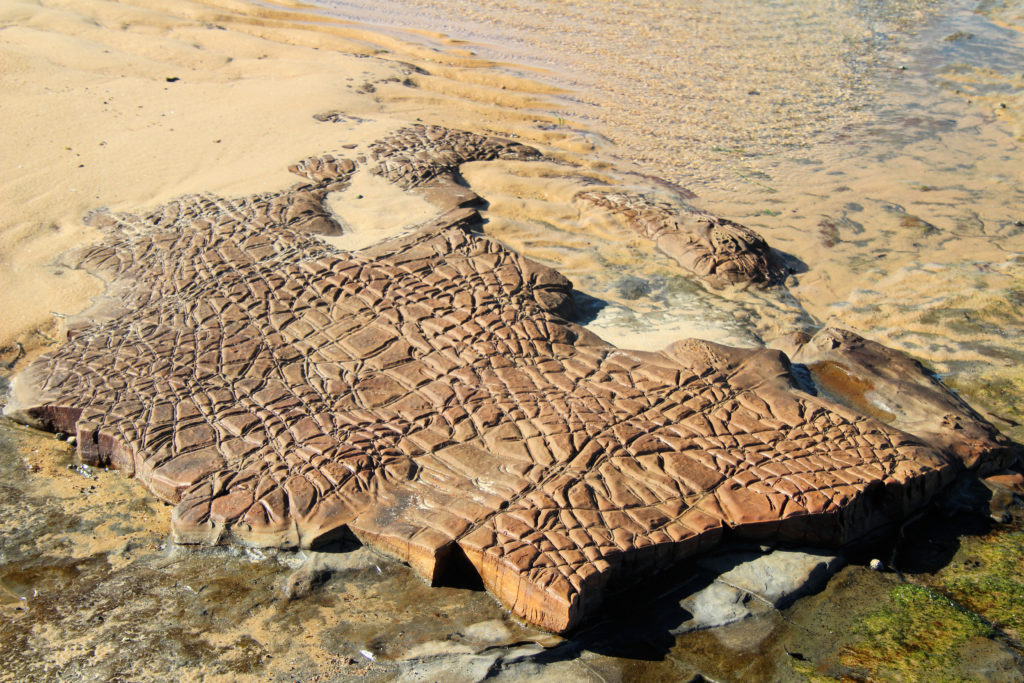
[0,0,727,365]
[321,170,439,250]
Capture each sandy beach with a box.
[2,0,1024,680]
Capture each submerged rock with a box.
[577,190,788,289]
[3,129,1016,633]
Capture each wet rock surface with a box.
[2,127,1017,634]
[577,190,787,289]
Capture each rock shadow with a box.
[886,487,997,576]
[568,290,609,326]
[525,542,843,664]
[772,247,809,276]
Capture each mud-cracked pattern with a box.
[369,125,541,189]
[5,148,996,633]
[578,191,786,288]
[366,125,542,209]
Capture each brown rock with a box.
[4,145,1002,635]
[983,471,1024,494]
[577,191,786,288]
[368,125,542,210]
[790,327,1020,473]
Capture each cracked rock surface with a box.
[3,128,1014,633]
[369,125,541,190]
[577,190,787,289]
[369,125,543,210]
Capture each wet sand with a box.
[2,0,1023,679]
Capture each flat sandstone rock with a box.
[4,128,1016,633]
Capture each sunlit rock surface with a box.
[4,128,1015,633]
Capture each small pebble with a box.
[67,436,78,447]
[55,432,68,441]
[869,558,884,571]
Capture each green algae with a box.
[933,531,1024,642]
[840,583,994,681]
[810,490,1024,681]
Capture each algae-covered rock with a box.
[841,583,996,681]
[932,531,1024,642]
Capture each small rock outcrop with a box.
[787,328,1019,473]
[577,191,787,289]
[369,125,542,209]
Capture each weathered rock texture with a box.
[2,130,1012,633]
[369,125,542,210]
[788,328,1020,474]
[577,191,787,288]
[674,547,844,633]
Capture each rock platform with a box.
[4,127,1017,633]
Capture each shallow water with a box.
[306,0,1018,181]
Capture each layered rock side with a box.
[3,129,1015,633]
